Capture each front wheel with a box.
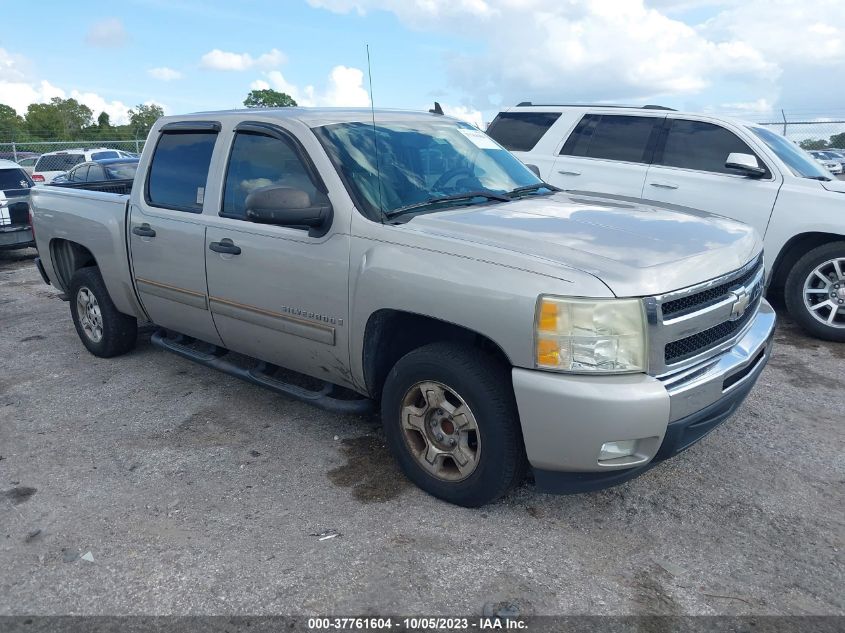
[69,267,138,357]
[784,241,845,342]
[380,342,527,507]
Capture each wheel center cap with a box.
[837,287,845,300]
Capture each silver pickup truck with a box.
[31,108,776,507]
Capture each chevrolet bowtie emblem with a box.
[728,287,751,321]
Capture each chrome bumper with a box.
[513,299,776,484]
[662,299,776,421]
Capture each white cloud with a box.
[85,18,128,48]
[0,79,63,114]
[68,90,131,125]
[441,104,484,128]
[307,0,843,111]
[718,98,774,114]
[201,48,286,71]
[321,66,370,107]
[148,67,182,81]
[0,48,136,124]
[250,65,369,107]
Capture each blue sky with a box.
[2,0,844,128]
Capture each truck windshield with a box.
[313,119,545,219]
[748,126,832,180]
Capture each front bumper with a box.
[513,299,776,494]
[0,225,34,250]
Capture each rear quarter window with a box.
[486,112,561,152]
[146,131,217,212]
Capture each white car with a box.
[16,155,39,175]
[488,103,845,341]
[31,148,132,183]
[809,150,845,175]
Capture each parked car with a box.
[809,150,844,175]
[17,155,40,175]
[31,148,132,184]
[0,159,34,250]
[488,103,845,341]
[31,108,775,507]
[53,157,139,185]
[815,150,845,171]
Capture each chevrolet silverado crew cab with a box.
[31,108,776,507]
[488,103,845,342]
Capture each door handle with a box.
[649,181,679,190]
[209,238,241,255]
[557,170,581,176]
[132,223,156,237]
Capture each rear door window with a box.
[70,166,89,182]
[486,112,561,152]
[91,151,119,160]
[561,114,661,163]
[88,164,107,181]
[658,119,767,175]
[35,154,84,172]
[146,131,217,212]
[0,168,33,190]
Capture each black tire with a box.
[380,342,527,507]
[69,266,138,357]
[784,241,845,342]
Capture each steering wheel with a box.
[433,167,476,192]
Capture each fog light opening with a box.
[599,440,638,462]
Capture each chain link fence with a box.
[0,139,147,162]
[755,118,845,150]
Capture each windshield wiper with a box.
[506,182,559,197]
[385,190,511,219]
[807,175,832,181]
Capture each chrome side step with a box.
[150,329,373,415]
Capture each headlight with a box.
[534,296,647,373]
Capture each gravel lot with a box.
[1,247,843,616]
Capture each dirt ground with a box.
[1,248,843,616]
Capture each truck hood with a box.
[406,192,761,297]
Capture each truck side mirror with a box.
[525,164,541,177]
[725,153,766,178]
[245,186,332,237]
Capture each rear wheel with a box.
[69,267,138,357]
[784,241,845,342]
[381,342,526,507]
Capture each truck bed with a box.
[30,183,141,318]
[47,179,133,196]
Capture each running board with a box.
[150,329,373,415]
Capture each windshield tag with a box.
[458,128,500,150]
[196,187,205,205]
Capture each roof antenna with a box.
[366,44,384,218]
[429,101,444,115]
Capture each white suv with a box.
[487,103,845,341]
[31,148,132,183]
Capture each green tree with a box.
[799,138,829,150]
[244,89,297,108]
[0,104,25,141]
[25,97,93,140]
[828,132,845,148]
[97,112,111,130]
[129,103,165,137]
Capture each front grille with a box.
[664,297,758,363]
[661,255,762,319]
